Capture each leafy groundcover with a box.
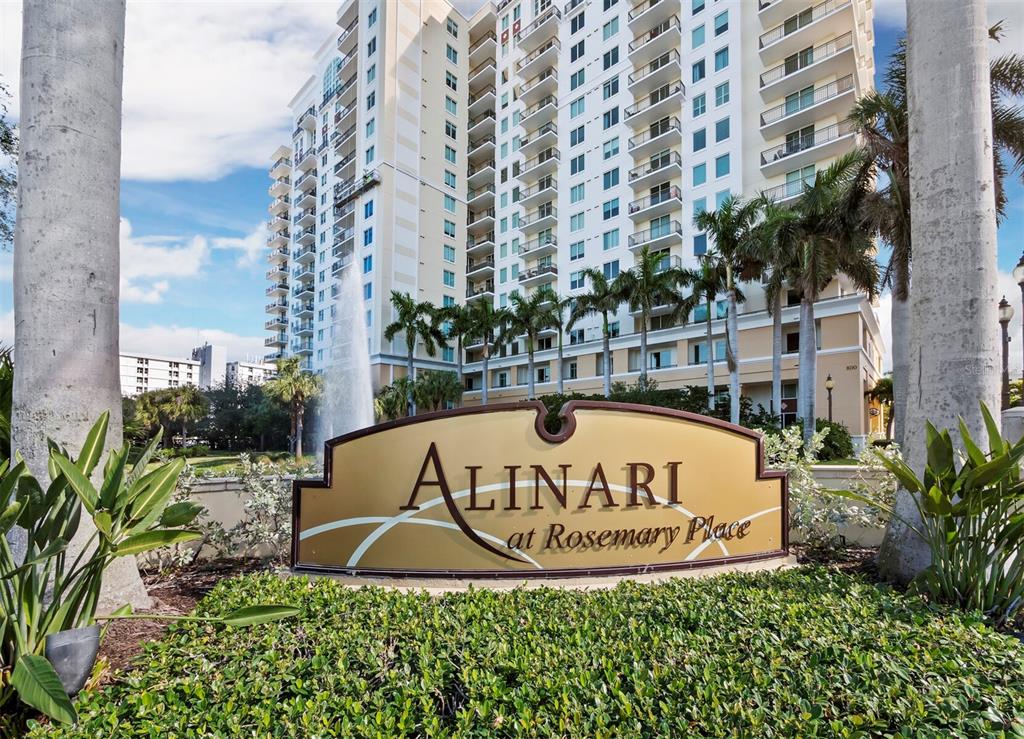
[34,568,1024,736]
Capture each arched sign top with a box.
[292,401,788,578]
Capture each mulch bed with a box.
[96,548,882,683]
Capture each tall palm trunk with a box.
[771,291,783,420]
[11,0,150,609]
[879,0,1000,583]
[526,339,536,400]
[798,296,817,448]
[556,329,564,395]
[705,305,715,413]
[891,259,911,447]
[481,343,490,405]
[455,336,464,406]
[639,313,649,384]
[601,314,612,398]
[295,403,305,457]
[726,286,740,425]
[406,345,415,416]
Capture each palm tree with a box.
[412,370,463,412]
[866,376,894,440]
[11,2,150,605]
[570,269,624,397]
[849,29,1024,446]
[500,289,557,400]
[613,246,684,386]
[694,197,761,424]
[781,151,879,448]
[743,199,799,421]
[676,255,729,413]
[548,294,574,395]
[465,300,508,405]
[264,357,322,457]
[163,385,209,444]
[440,303,474,402]
[383,291,446,416]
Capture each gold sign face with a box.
[292,402,788,577]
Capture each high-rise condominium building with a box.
[266,0,885,444]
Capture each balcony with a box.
[520,203,557,235]
[760,121,855,176]
[294,170,317,193]
[264,351,285,363]
[333,102,356,129]
[295,226,316,246]
[265,316,287,331]
[292,283,314,300]
[295,148,317,172]
[292,263,315,282]
[266,281,289,297]
[266,298,288,314]
[628,50,681,97]
[520,95,558,133]
[469,31,497,65]
[564,0,585,13]
[268,196,290,216]
[628,220,683,252]
[291,340,313,356]
[268,230,289,248]
[516,37,559,80]
[627,16,680,67]
[468,86,496,117]
[467,159,495,188]
[515,5,561,53]
[468,109,496,138]
[292,244,316,264]
[758,0,792,26]
[334,169,381,206]
[628,151,682,190]
[268,177,290,197]
[518,264,558,287]
[468,183,496,208]
[628,0,680,32]
[334,152,356,178]
[332,123,356,154]
[520,122,557,158]
[760,74,855,138]
[270,156,291,179]
[519,148,560,182]
[468,135,496,163]
[331,254,353,275]
[466,281,495,301]
[293,321,314,337]
[519,233,558,259]
[265,266,287,281]
[297,106,317,132]
[294,208,316,228]
[337,18,358,55]
[759,0,853,61]
[268,214,290,232]
[625,81,685,128]
[517,67,557,107]
[333,224,355,251]
[265,333,287,348]
[469,57,496,93]
[267,246,289,263]
[759,32,854,98]
[334,200,355,223]
[467,207,495,232]
[293,300,314,318]
[519,175,557,208]
[628,186,683,221]
[295,190,315,211]
[466,256,495,277]
[467,231,496,257]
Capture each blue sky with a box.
[0,0,1021,364]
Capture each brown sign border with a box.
[291,400,789,578]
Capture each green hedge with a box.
[34,569,1024,736]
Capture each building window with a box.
[693,233,707,256]
[366,119,375,136]
[446,71,457,91]
[571,40,585,62]
[570,270,585,290]
[570,213,585,232]
[570,125,585,147]
[693,93,706,117]
[363,227,373,245]
[445,96,457,115]
[693,128,706,151]
[570,183,585,203]
[602,47,618,70]
[602,198,619,219]
[363,255,373,273]
[570,97,585,118]
[603,168,619,189]
[443,270,455,287]
[446,18,458,37]
[570,69,585,90]
[714,10,728,35]
[715,81,730,106]
[570,241,585,261]
[364,201,374,218]
[444,219,456,237]
[571,153,585,174]
[603,260,619,280]
[714,47,729,72]
[446,44,458,63]
[367,37,377,55]
[693,196,707,215]
[571,11,585,34]
[715,153,730,178]
[443,194,457,213]
[602,229,619,250]
[602,107,619,129]
[366,91,376,110]
[603,77,619,99]
[367,8,377,26]
[367,65,376,83]
[603,137,619,159]
[445,121,457,139]
[692,60,705,83]
[715,117,730,142]
[692,24,705,48]
[363,283,372,300]
[444,170,457,188]
[693,163,707,186]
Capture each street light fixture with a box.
[999,296,1014,409]
[825,373,834,423]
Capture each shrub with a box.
[33,569,1024,737]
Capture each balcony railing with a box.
[564,0,585,13]
[759,31,853,88]
[333,169,381,205]
[521,122,557,147]
[518,264,558,283]
[266,299,288,311]
[468,87,496,106]
[515,5,561,43]
[624,82,685,118]
[518,67,557,97]
[628,15,680,53]
[334,153,356,176]
[467,160,496,178]
[469,57,496,80]
[333,104,355,125]
[468,110,496,129]
[628,0,674,20]
[628,186,682,214]
[520,233,557,255]
[332,124,356,148]
[467,256,495,273]
[336,19,357,50]
[521,205,557,227]
[760,121,854,166]
[270,176,291,188]
[469,31,497,55]
[468,184,496,200]
[521,148,560,172]
[467,282,495,297]
[628,151,682,181]
[270,156,292,170]
[759,0,851,48]
[468,232,495,249]
[516,38,560,74]
[628,50,681,86]
[468,208,496,224]
[469,134,496,153]
[628,221,683,247]
[292,245,315,261]
[760,74,854,126]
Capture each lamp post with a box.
[825,373,834,423]
[1013,253,1024,386]
[999,296,1014,409]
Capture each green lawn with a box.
[144,452,293,476]
[815,457,861,466]
[33,568,1024,736]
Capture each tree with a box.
[440,303,474,402]
[374,377,412,421]
[548,294,574,395]
[694,197,761,424]
[163,384,208,443]
[500,289,557,400]
[676,256,729,413]
[383,291,446,416]
[412,370,462,413]
[465,300,508,405]
[612,246,684,386]
[0,80,15,249]
[866,376,894,440]
[781,151,879,448]
[264,357,322,457]
[878,0,1000,583]
[570,269,623,398]
[11,1,150,608]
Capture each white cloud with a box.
[873,0,906,27]
[0,1,337,181]
[119,218,208,303]
[211,223,268,268]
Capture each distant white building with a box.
[191,343,227,390]
[227,360,277,387]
